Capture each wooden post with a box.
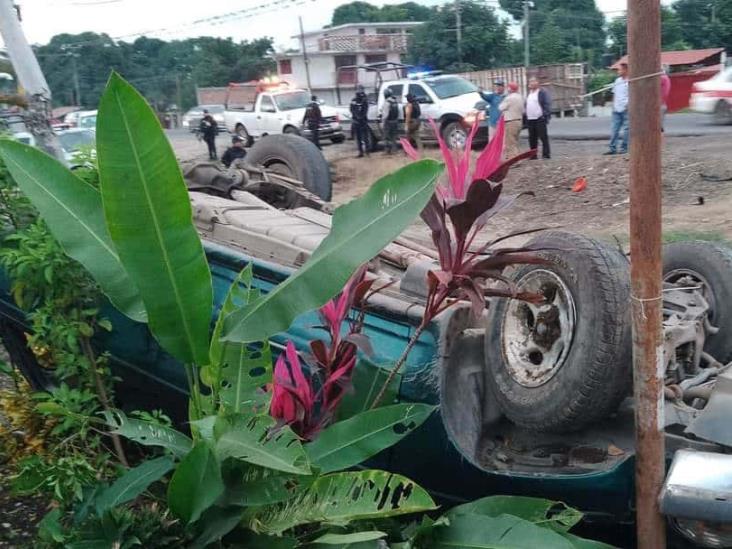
[627,0,666,547]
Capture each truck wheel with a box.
[246,134,332,202]
[663,240,732,363]
[484,231,632,433]
[442,121,467,149]
[283,125,300,135]
[331,135,345,144]
[235,124,254,147]
[713,101,732,125]
[0,320,54,391]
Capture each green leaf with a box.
[312,531,386,544]
[431,513,576,549]
[252,470,436,534]
[306,403,435,473]
[190,506,245,549]
[237,531,297,548]
[168,442,224,524]
[223,159,443,343]
[0,140,146,322]
[97,72,212,365]
[336,362,402,421]
[104,410,192,459]
[94,456,174,515]
[221,463,314,507]
[559,532,617,549]
[448,495,583,533]
[215,413,310,475]
[38,509,65,544]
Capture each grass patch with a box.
[662,230,730,245]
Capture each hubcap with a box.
[501,269,576,387]
[447,126,467,149]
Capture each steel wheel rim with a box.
[664,268,717,323]
[501,269,577,388]
[447,126,467,149]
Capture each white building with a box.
[274,22,422,105]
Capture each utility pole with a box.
[70,54,81,106]
[455,0,462,65]
[0,0,64,160]
[523,0,530,69]
[627,0,666,546]
[298,16,312,93]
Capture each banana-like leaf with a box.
[0,140,146,322]
[311,531,386,545]
[168,442,224,524]
[223,159,443,343]
[190,506,245,549]
[94,456,174,515]
[215,413,311,475]
[251,470,436,534]
[221,463,314,507]
[447,495,583,533]
[431,513,576,549]
[104,410,192,459]
[97,72,212,365]
[306,403,435,473]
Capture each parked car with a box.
[56,128,95,167]
[224,84,344,146]
[2,137,732,547]
[182,104,225,133]
[10,130,35,147]
[690,66,732,124]
[76,110,97,130]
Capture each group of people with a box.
[480,77,552,160]
[198,109,247,167]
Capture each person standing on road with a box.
[380,88,400,154]
[661,65,671,133]
[479,80,506,142]
[199,109,218,160]
[221,135,247,168]
[350,85,370,158]
[525,77,551,159]
[404,93,423,153]
[606,62,629,155]
[303,95,323,150]
[499,82,524,159]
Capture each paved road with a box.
[549,112,731,140]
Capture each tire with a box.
[283,125,300,135]
[0,320,53,391]
[246,134,332,202]
[663,240,732,363]
[331,134,345,144]
[713,101,732,125]
[442,121,468,149]
[235,124,254,147]
[484,231,632,432]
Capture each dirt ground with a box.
[171,129,732,248]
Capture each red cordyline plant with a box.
[270,265,374,440]
[371,117,546,407]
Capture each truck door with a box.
[257,94,280,135]
[408,83,438,121]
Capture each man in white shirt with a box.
[525,77,551,159]
[607,62,629,155]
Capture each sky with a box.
[4,0,632,52]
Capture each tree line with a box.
[27,0,732,111]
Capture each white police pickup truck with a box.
[223,84,345,146]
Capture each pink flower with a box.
[270,341,314,431]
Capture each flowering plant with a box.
[270,266,373,439]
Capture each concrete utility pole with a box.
[70,54,81,106]
[523,0,530,69]
[455,0,462,65]
[0,0,64,160]
[627,0,666,546]
[298,16,312,93]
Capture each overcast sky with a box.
[6,0,630,52]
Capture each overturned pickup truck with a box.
[2,134,732,547]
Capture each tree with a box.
[608,7,690,58]
[531,17,567,65]
[673,0,731,51]
[331,1,432,25]
[407,0,516,71]
[34,33,275,110]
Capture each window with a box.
[424,76,477,99]
[279,59,292,75]
[386,84,404,99]
[274,91,310,111]
[365,54,387,65]
[260,95,276,113]
[408,83,432,103]
[358,28,366,34]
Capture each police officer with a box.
[221,135,247,168]
[380,88,399,155]
[350,85,370,158]
[199,109,218,160]
[404,93,422,152]
[303,95,323,149]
